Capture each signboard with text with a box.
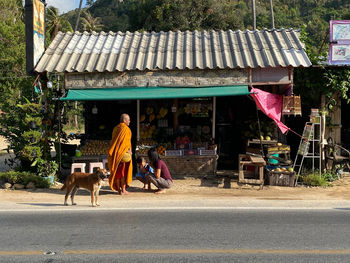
[329,20,350,65]
[25,0,46,75]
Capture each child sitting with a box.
[136,156,154,190]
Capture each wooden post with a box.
[137,100,140,141]
[321,95,326,172]
[57,75,62,173]
[212,97,216,140]
[173,99,178,131]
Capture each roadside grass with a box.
[300,169,344,187]
[0,170,51,188]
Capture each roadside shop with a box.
[35,29,311,179]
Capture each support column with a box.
[212,97,216,140]
[137,100,140,141]
[173,99,178,132]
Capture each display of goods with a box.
[138,139,157,145]
[183,103,201,115]
[139,124,156,139]
[165,150,184,156]
[175,143,191,150]
[266,166,294,173]
[136,141,157,155]
[267,144,291,153]
[136,147,150,155]
[176,135,190,144]
[146,107,154,115]
[80,140,110,156]
[157,145,166,156]
[208,144,218,151]
[140,114,146,122]
[157,119,168,127]
[192,142,208,149]
[149,114,155,123]
[156,107,168,119]
[136,148,148,155]
[184,149,197,155]
[198,149,217,156]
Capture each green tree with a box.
[80,10,103,32]
[0,0,35,167]
[0,0,32,110]
[0,0,59,173]
[86,0,96,7]
[46,6,73,41]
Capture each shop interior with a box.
[76,94,277,171]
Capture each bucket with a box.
[269,154,279,164]
[44,175,55,184]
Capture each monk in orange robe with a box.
[108,114,133,195]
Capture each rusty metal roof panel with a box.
[35,29,311,73]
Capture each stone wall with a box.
[65,69,249,89]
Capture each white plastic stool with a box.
[102,159,108,170]
[71,163,86,174]
[89,162,104,173]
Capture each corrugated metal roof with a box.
[35,29,311,73]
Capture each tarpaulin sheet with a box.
[251,87,289,134]
[60,85,250,101]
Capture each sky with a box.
[45,0,87,14]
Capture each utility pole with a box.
[74,0,83,31]
[251,0,256,30]
[269,0,275,29]
[73,0,84,129]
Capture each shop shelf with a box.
[184,149,198,155]
[198,149,217,156]
[164,150,184,156]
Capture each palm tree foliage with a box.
[46,6,73,41]
[80,10,103,32]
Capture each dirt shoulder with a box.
[1,175,350,206]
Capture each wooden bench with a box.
[238,154,266,189]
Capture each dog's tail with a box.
[61,174,74,190]
[60,175,69,191]
[60,182,67,191]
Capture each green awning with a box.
[60,85,249,101]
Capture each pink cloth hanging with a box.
[250,87,289,134]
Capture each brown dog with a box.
[61,168,108,207]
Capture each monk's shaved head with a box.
[120,113,130,126]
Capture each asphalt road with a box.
[0,208,350,262]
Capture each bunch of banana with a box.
[149,114,155,122]
[140,114,146,122]
[146,107,154,115]
[159,107,168,118]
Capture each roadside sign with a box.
[329,20,350,65]
[25,0,46,75]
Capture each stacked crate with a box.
[265,144,295,187]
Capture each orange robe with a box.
[108,123,133,191]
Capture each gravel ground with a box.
[1,135,350,202]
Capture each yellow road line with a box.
[0,251,44,256]
[64,249,350,255]
[3,249,350,256]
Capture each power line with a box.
[0,76,32,80]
